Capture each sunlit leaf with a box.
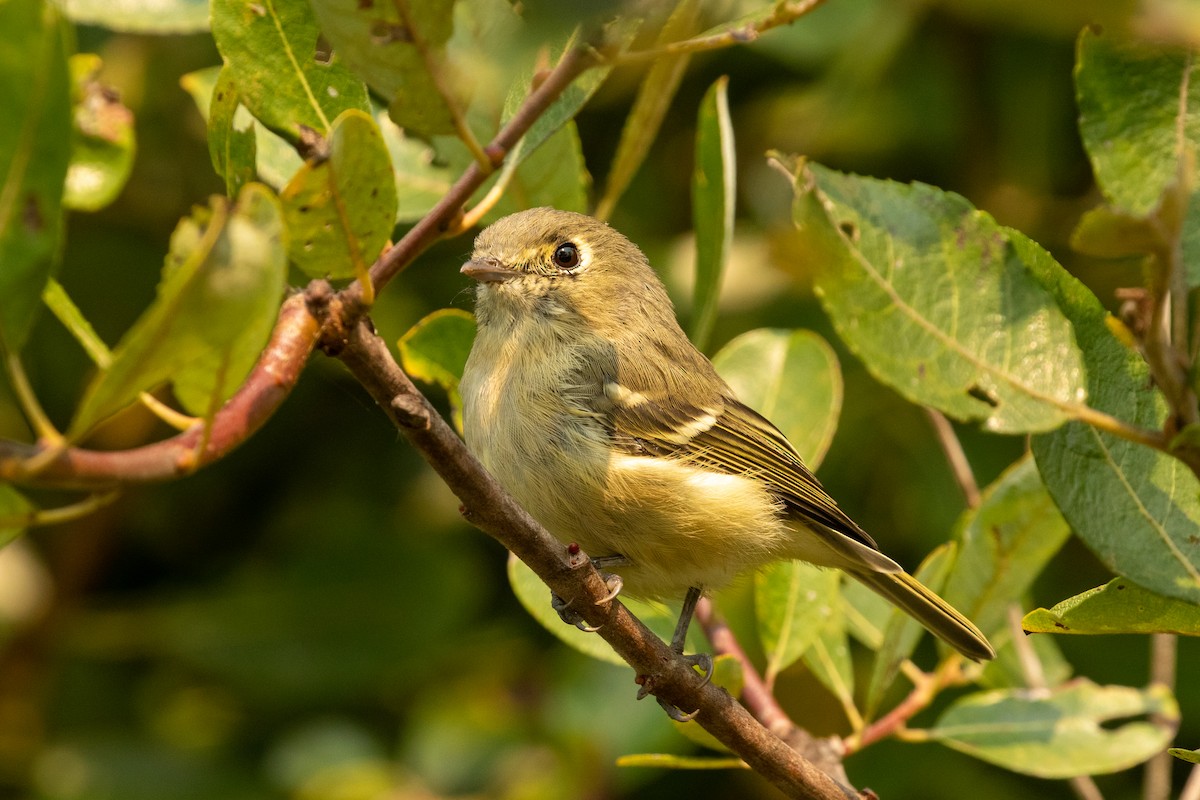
[56,0,210,32]
[712,328,842,468]
[929,681,1178,778]
[63,54,136,212]
[308,0,458,137]
[842,578,891,650]
[1029,222,1200,605]
[280,109,397,280]
[1171,747,1200,764]
[201,65,257,197]
[42,278,111,367]
[1023,578,1200,636]
[785,156,1086,434]
[615,753,746,769]
[69,184,287,435]
[210,0,369,141]
[380,113,453,223]
[803,608,854,709]
[397,308,475,432]
[754,561,838,685]
[690,75,735,351]
[940,456,1071,641]
[0,0,71,350]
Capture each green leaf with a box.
[1074,29,1200,283]
[690,75,735,351]
[842,578,892,650]
[979,633,1072,691]
[308,0,458,137]
[280,109,397,280]
[57,0,209,32]
[397,308,475,432]
[210,0,369,141]
[1170,747,1200,764]
[712,329,842,469]
[42,278,111,367]
[0,484,35,549]
[0,0,71,351]
[203,65,257,197]
[69,184,287,435]
[929,680,1178,778]
[940,456,1071,640]
[754,561,839,685]
[803,609,854,709]
[506,553,694,667]
[1075,29,1199,219]
[1029,223,1200,604]
[615,754,746,770]
[63,54,136,212]
[785,156,1086,434]
[1023,578,1200,636]
[596,0,701,219]
[380,112,454,223]
[866,543,955,714]
[481,120,589,224]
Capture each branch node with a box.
[389,392,430,429]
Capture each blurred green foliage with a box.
[3,0,1200,799]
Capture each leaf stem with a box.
[3,347,62,446]
[0,489,120,529]
[1144,633,1178,800]
[391,0,492,173]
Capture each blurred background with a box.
[2,0,1198,797]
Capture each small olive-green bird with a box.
[459,207,995,676]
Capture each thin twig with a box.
[1007,605,1106,800]
[331,310,858,800]
[1181,763,1200,800]
[1144,633,1178,800]
[924,408,980,509]
[3,347,61,445]
[0,489,120,529]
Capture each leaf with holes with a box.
[210,0,369,142]
[280,109,397,280]
[0,0,71,350]
[201,65,257,198]
[1023,578,1200,636]
[930,680,1178,778]
[1030,211,1200,605]
[784,156,1086,434]
[64,54,136,212]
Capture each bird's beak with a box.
[461,258,515,283]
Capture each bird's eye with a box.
[552,242,580,270]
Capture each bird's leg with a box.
[641,585,714,722]
[551,554,629,632]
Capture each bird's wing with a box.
[598,380,880,553]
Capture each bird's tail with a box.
[849,569,995,661]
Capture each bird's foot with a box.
[637,651,714,722]
[551,557,626,632]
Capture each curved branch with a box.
[331,313,858,800]
[0,294,319,488]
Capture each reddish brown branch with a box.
[331,311,857,800]
[0,294,319,488]
[695,598,851,787]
